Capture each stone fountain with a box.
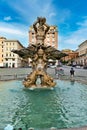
[12,17,66,88]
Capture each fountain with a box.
[12,17,66,88]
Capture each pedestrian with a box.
[55,67,57,75]
[70,68,75,78]
[55,65,58,75]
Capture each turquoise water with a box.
[0,80,87,129]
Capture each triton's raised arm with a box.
[44,23,50,34]
[33,20,38,33]
[33,17,50,34]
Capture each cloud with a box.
[59,18,87,50]
[76,18,87,27]
[3,0,56,24]
[1,0,87,50]
[0,27,24,35]
[58,9,71,24]
[4,16,12,21]
[1,0,71,26]
[49,12,56,18]
[0,22,27,35]
[0,22,28,47]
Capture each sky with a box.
[0,0,87,50]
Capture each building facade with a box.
[0,37,24,68]
[75,40,87,66]
[0,37,7,67]
[61,49,78,65]
[29,25,58,49]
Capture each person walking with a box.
[70,67,75,78]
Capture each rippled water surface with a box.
[0,80,87,129]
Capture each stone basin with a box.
[0,79,87,129]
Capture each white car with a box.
[50,65,56,68]
[75,65,81,69]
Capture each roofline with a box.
[0,37,7,39]
[4,40,24,48]
[78,40,87,47]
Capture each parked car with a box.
[75,65,81,69]
[50,65,56,68]
[83,66,87,69]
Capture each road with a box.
[62,65,87,77]
[0,66,87,83]
[47,65,87,84]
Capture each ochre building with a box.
[29,25,58,49]
[0,37,24,68]
[61,49,78,64]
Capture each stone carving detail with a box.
[33,17,50,45]
[12,17,66,88]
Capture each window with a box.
[47,38,50,41]
[6,63,8,67]
[32,39,34,42]
[52,33,55,38]
[6,53,8,56]
[52,38,55,41]
[32,35,34,39]
[12,58,15,61]
[52,42,55,44]
[5,58,8,61]
[47,33,49,38]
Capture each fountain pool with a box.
[0,80,87,129]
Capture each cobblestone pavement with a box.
[47,65,87,84]
[0,66,87,84]
[0,68,32,80]
[60,66,87,84]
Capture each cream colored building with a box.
[29,25,58,49]
[0,37,6,67]
[75,40,87,66]
[0,37,24,68]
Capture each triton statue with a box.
[33,17,49,45]
[12,17,66,88]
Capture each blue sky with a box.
[0,0,87,50]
